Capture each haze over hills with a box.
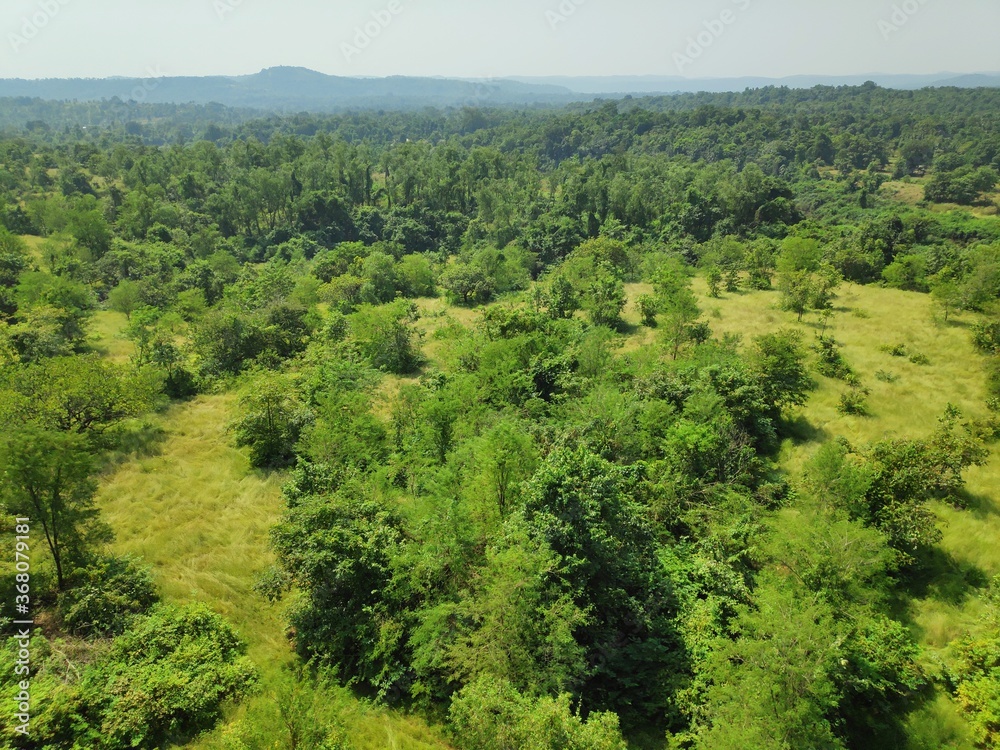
[1,67,998,112]
[509,72,1000,94]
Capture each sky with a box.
[2,0,999,81]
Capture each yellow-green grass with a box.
[88,310,134,363]
[19,235,45,265]
[686,278,991,448]
[653,278,999,744]
[96,395,451,749]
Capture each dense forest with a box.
[1,83,1000,749]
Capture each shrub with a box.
[839,384,871,416]
[449,677,627,750]
[880,343,909,357]
[814,335,853,380]
[972,319,1000,354]
[59,555,159,637]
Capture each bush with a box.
[814,335,853,380]
[880,343,909,358]
[839,383,871,416]
[0,604,257,750]
[59,555,159,637]
[972,319,1000,354]
[92,604,258,748]
[449,678,628,750]
[348,300,423,374]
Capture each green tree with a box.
[695,584,845,750]
[522,448,680,717]
[441,261,495,306]
[705,266,723,298]
[751,330,813,414]
[0,355,158,435]
[0,227,28,320]
[107,280,143,320]
[0,427,106,590]
[585,268,626,329]
[544,274,579,320]
[660,285,702,360]
[230,373,311,469]
[348,300,422,374]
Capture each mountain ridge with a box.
[1,68,998,111]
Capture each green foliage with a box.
[15,271,94,351]
[58,554,159,637]
[270,490,407,695]
[807,413,989,556]
[543,273,579,320]
[230,372,312,468]
[0,355,158,435]
[585,268,627,329]
[838,382,871,416]
[751,330,813,413]
[814,334,854,380]
[449,677,628,750]
[107,279,143,319]
[694,584,847,750]
[705,267,723,298]
[0,606,255,749]
[348,300,422,373]
[0,426,106,590]
[521,448,681,717]
[950,609,1000,748]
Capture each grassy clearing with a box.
[88,310,134,363]
[19,234,45,265]
[654,278,999,746]
[96,395,451,750]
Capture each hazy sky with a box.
[3,0,999,80]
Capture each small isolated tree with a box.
[779,270,814,321]
[705,266,723,298]
[930,278,962,323]
[637,294,660,327]
[107,279,143,320]
[230,373,311,469]
[0,427,106,590]
[441,261,494,306]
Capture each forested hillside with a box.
[2,84,1000,749]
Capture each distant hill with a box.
[509,72,1000,95]
[1,68,998,112]
[0,67,581,111]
